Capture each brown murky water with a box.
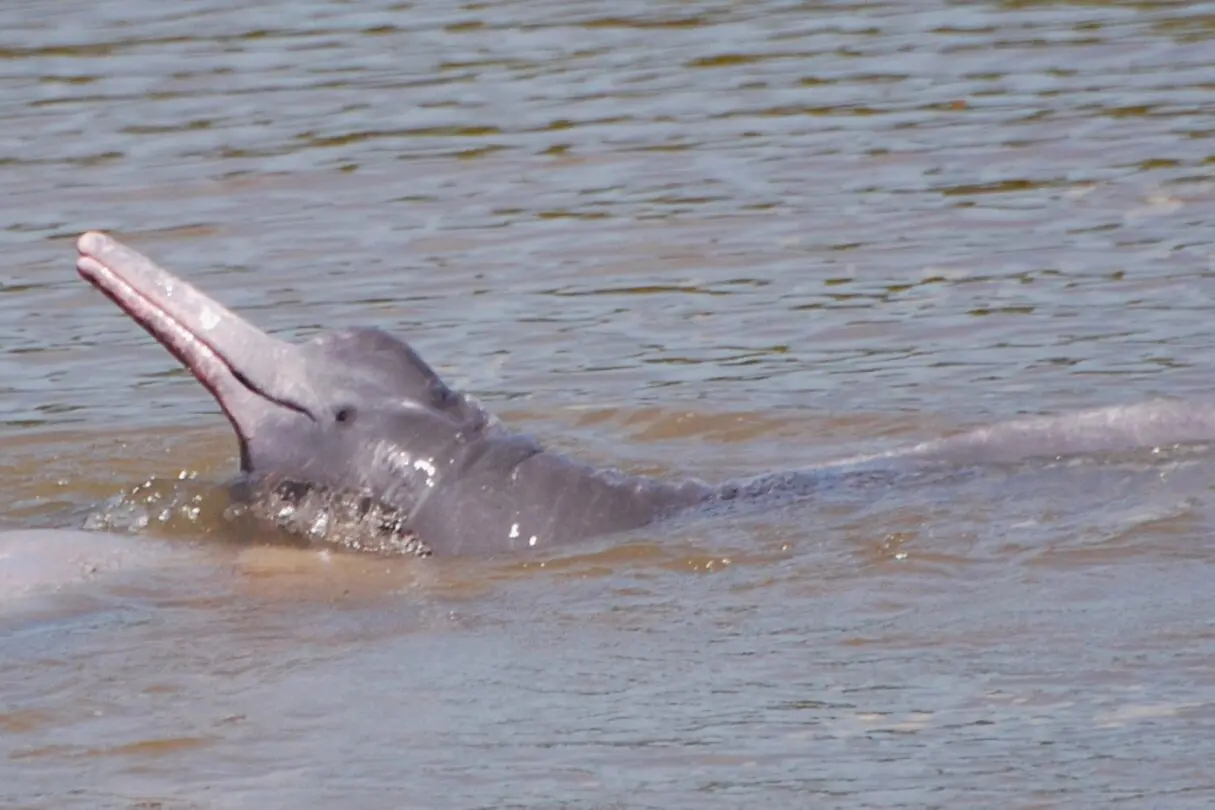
[3,0,1215,807]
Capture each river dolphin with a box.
[0,529,208,615]
[76,231,1215,556]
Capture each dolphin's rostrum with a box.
[76,232,1215,556]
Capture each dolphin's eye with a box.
[334,406,357,425]
[431,385,457,409]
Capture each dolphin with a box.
[75,231,1215,556]
[0,528,431,618]
[0,528,207,613]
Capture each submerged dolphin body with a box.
[0,529,206,610]
[76,232,1215,556]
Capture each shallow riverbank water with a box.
[2,1,1215,807]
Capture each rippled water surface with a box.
[3,0,1215,807]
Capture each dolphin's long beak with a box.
[75,231,316,466]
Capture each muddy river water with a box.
[2,1,1215,807]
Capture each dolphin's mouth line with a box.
[76,251,314,426]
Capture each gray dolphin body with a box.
[0,529,206,611]
[76,232,1215,557]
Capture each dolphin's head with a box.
[75,232,495,549]
[228,326,494,504]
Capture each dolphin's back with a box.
[0,529,196,603]
[892,400,1215,466]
